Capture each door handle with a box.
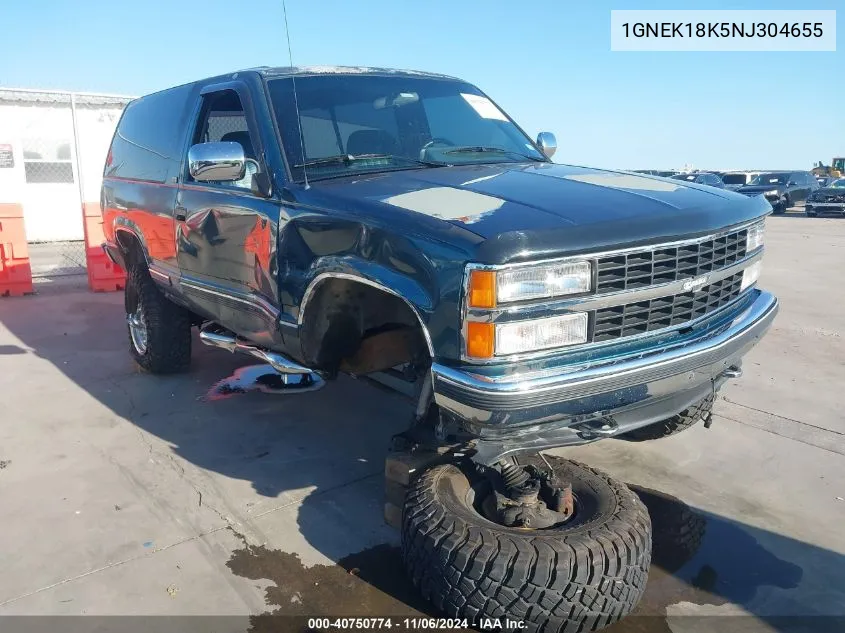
[175,205,187,222]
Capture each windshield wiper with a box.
[294,153,444,168]
[442,146,546,162]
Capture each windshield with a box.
[749,173,789,186]
[267,74,546,182]
[721,174,748,185]
[830,179,845,188]
[833,158,845,171]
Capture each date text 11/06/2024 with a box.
[308,617,527,630]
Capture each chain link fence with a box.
[0,88,133,289]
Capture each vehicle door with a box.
[790,172,808,203]
[175,83,282,346]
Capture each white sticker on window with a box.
[461,94,508,121]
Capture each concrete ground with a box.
[1,212,843,633]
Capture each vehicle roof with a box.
[250,65,462,81]
[132,65,465,103]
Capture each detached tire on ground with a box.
[621,394,714,442]
[125,265,192,373]
[401,460,651,633]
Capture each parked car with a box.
[806,178,845,216]
[816,175,835,187]
[101,66,777,632]
[736,171,819,214]
[633,169,679,177]
[721,171,762,191]
[670,171,726,188]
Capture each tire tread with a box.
[622,394,714,442]
[401,461,651,633]
[126,265,192,374]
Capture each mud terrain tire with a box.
[401,460,651,633]
[621,395,714,442]
[125,265,192,373]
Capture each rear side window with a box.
[106,83,195,183]
[721,174,747,185]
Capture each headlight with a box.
[741,260,762,291]
[746,221,765,252]
[468,261,592,308]
[764,189,779,197]
[467,313,589,358]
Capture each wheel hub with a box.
[482,461,575,529]
[127,307,148,355]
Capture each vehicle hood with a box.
[737,184,784,195]
[307,163,771,265]
[812,187,845,198]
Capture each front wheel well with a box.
[299,278,431,377]
[115,230,147,272]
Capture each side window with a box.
[109,83,194,183]
[189,89,259,190]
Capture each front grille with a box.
[592,272,744,342]
[595,228,748,293]
[819,194,845,203]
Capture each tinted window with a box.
[107,83,195,183]
[268,75,544,182]
[749,173,789,186]
[721,174,747,185]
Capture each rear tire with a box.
[621,394,714,442]
[401,460,651,632]
[125,265,192,373]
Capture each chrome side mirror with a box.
[188,142,245,182]
[536,132,557,159]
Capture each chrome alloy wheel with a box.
[127,307,149,355]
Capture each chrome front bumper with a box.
[431,290,778,452]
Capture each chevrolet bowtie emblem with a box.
[683,275,709,292]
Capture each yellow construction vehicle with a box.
[812,158,844,179]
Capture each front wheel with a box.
[621,394,714,442]
[401,459,651,632]
[125,266,192,373]
[772,196,790,215]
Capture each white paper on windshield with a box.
[461,94,508,121]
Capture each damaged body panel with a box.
[101,65,778,464]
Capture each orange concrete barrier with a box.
[83,201,125,292]
[0,203,34,297]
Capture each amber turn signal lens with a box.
[466,322,495,359]
[468,270,496,308]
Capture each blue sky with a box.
[1,0,842,170]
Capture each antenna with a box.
[282,0,309,189]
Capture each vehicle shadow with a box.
[1,291,843,631]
